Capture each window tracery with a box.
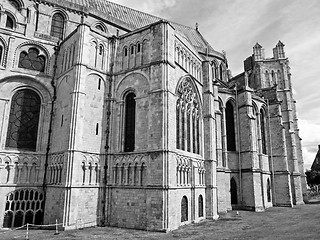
[18,48,45,72]
[5,89,41,151]
[176,78,200,154]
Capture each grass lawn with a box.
[1,200,320,240]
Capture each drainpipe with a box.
[42,42,59,217]
[101,36,116,226]
[266,99,276,205]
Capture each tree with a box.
[305,170,320,187]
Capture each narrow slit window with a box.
[96,123,99,135]
[98,78,101,90]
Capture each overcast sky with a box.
[111,0,320,170]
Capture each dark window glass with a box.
[176,104,180,149]
[198,195,203,217]
[131,46,134,54]
[220,64,223,80]
[18,48,45,72]
[6,89,41,151]
[226,101,236,151]
[50,13,64,39]
[260,110,267,154]
[124,48,128,56]
[0,46,3,64]
[124,92,136,152]
[181,196,188,222]
[137,44,141,53]
[6,16,14,29]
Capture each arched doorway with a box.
[230,177,238,205]
[3,189,44,228]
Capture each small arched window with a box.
[96,25,104,32]
[124,92,136,152]
[226,101,236,151]
[6,89,41,151]
[18,48,46,72]
[9,0,22,11]
[181,196,188,222]
[50,13,65,39]
[198,195,203,217]
[6,15,15,29]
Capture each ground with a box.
[1,199,320,240]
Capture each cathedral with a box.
[0,0,307,231]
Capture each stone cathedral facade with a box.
[0,0,307,231]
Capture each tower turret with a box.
[273,41,285,59]
[253,42,265,61]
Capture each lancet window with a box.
[124,92,136,152]
[176,78,200,154]
[260,109,267,154]
[226,101,236,151]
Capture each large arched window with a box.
[124,92,136,152]
[181,196,188,222]
[260,109,267,154]
[18,48,46,72]
[6,89,41,151]
[176,77,200,154]
[50,13,65,39]
[226,101,236,151]
[198,195,203,217]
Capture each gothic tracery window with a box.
[6,89,41,151]
[50,13,65,39]
[18,48,45,72]
[176,78,200,154]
